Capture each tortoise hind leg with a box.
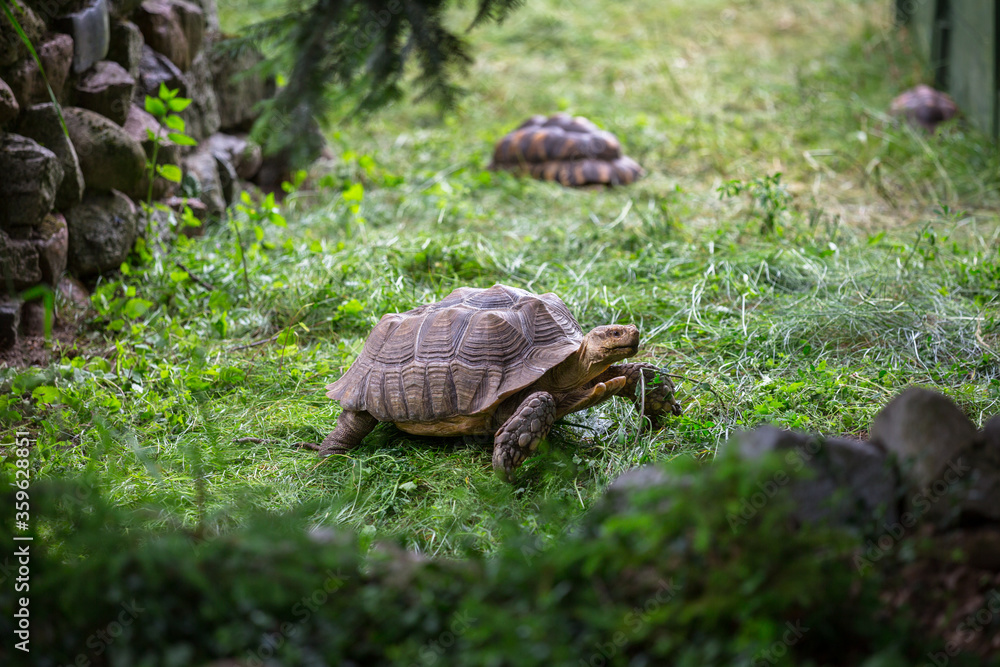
[492,392,557,482]
[319,410,378,457]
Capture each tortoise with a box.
[889,85,958,132]
[320,284,681,481]
[490,113,644,187]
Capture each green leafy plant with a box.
[142,83,198,236]
[718,172,792,235]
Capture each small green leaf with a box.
[338,298,364,315]
[268,211,287,227]
[253,225,264,241]
[157,164,182,183]
[145,96,166,117]
[168,97,192,112]
[164,114,185,131]
[342,182,364,202]
[167,132,197,146]
[169,270,189,283]
[123,298,154,319]
[158,82,176,99]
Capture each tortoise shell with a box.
[326,285,585,423]
[890,85,958,132]
[490,113,644,187]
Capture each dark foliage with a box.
[0,454,958,667]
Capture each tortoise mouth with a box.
[609,343,639,357]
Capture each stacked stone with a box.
[0,0,273,350]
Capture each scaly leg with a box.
[318,410,379,457]
[592,363,682,425]
[492,391,557,482]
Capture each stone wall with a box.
[0,0,275,350]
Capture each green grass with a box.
[3,0,1000,558]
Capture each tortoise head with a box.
[582,324,640,370]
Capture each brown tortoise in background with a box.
[890,85,959,133]
[320,284,681,481]
[490,113,644,187]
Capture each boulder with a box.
[731,426,898,529]
[180,50,220,141]
[16,103,86,209]
[204,132,262,179]
[0,298,21,351]
[63,106,146,198]
[57,275,94,324]
[20,299,48,338]
[55,0,111,74]
[107,20,144,79]
[215,152,239,206]
[189,0,219,31]
[0,2,44,68]
[74,60,135,125]
[64,189,137,276]
[208,34,272,131]
[0,230,43,289]
[870,387,977,492]
[32,213,69,285]
[4,33,75,107]
[0,133,63,235]
[134,0,203,72]
[0,77,18,128]
[134,44,185,101]
[960,416,1000,523]
[109,0,142,18]
[182,147,225,216]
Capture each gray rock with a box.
[4,33,75,107]
[75,60,135,125]
[0,230,42,289]
[107,20,144,79]
[606,465,669,494]
[731,426,898,529]
[0,77,18,128]
[208,33,272,131]
[32,213,69,285]
[17,103,86,209]
[63,106,147,198]
[134,0,203,72]
[182,147,225,216]
[0,134,63,235]
[20,299,48,338]
[0,298,21,351]
[204,132,262,179]
[870,387,977,493]
[135,44,186,101]
[215,152,239,206]
[180,49,220,141]
[0,3,43,69]
[188,0,219,31]
[55,0,111,74]
[961,416,1000,523]
[57,275,93,324]
[64,189,137,276]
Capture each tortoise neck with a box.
[548,336,607,391]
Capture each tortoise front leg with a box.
[595,363,682,424]
[492,391,557,482]
[319,410,378,457]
